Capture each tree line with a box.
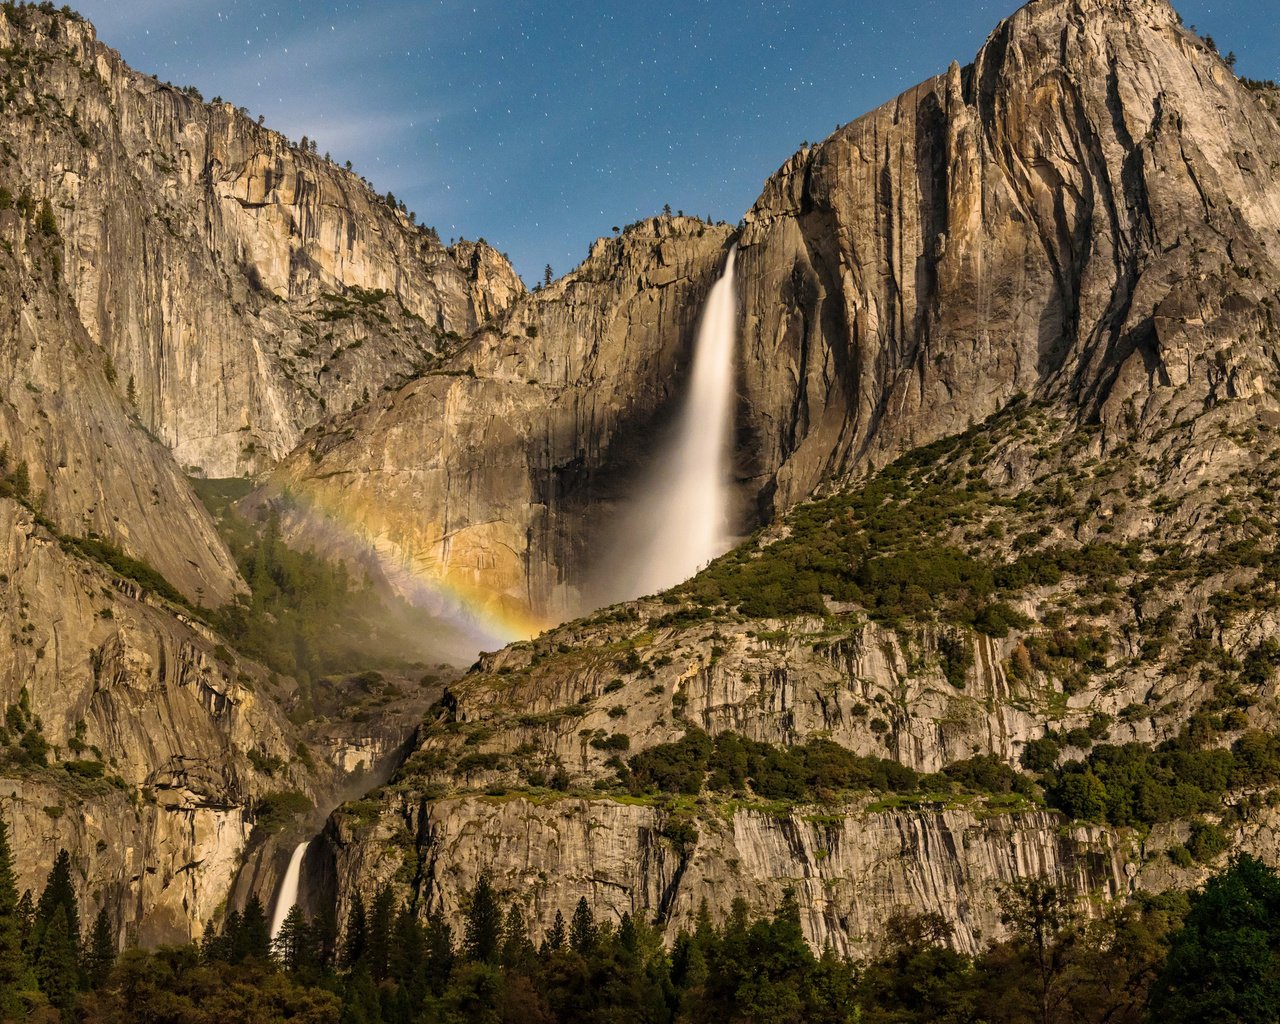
[0,817,116,1020]
[0,803,1272,1024]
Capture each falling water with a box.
[620,246,739,598]
[269,840,310,941]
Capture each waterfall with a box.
[619,246,739,598]
[269,840,310,941]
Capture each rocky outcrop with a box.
[737,0,1280,508]
[0,7,523,477]
[319,792,1129,955]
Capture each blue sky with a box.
[73,1,1279,284]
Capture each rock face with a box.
[321,794,1129,955]
[737,0,1280,508]
[0,8,523,478]
[270,219,733,634]
[272,0,1280,632]
[307,0,1280,954]
[0,202,240,607]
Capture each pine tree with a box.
[0,814,35,1017]
[500,903,535,969]
[223,909,244,964]
[34,849,80,956]
[125,374,137,409]
[389,906,426,986]
[340,892,367,971]
[424,909,454,996]
[15,890,33,952]
[33,910,77,1012]
[83,906,116,988]
[541,909,566,954]
[618,911,637,953]
[464,875,502,964]
[36,197,58,237]
[366,884,394,980]
[11,461,29,500]
[569,896,596,953]
[235,894,271,962]
[313,899,338,971]
[199,918,226,964]
[543,263,553,288]
[273,904,310,973]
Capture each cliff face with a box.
[0,495,333,945]
[0,8,523,478]
[738,0,1280,508]
[272,0,1280,631]
[0,194,239,607]
[322,794,1128,956]
[269,219,733,633]
[308,0,1280,953]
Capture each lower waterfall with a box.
[269,840,310,941]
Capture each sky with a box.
[73,1,1279,285]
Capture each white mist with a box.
[270,840,309,941]
[617,246,739,598]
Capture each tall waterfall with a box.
[621,246,739,598]
[270,841,310,941]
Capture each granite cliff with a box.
[271,0,1280,635]
[3,0,1280,958]
[306,0,1280,951]
[0,7,523,480]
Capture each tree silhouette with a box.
[0,814,36,1016]
[464,875,502,963]
[84,906,116,988]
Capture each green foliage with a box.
[1020,737,1061,772]
[938,629,973,688]
[463,875,502,964]
[252,790,312,835]
[32,849,81,1010]
[1044,729,1280,827]
[0,813,36,1016]
[58,534,188,607]
[83,907,116,989]
[1186,820,1230,863]
[35,196,56,237]
[623,729,1021,804]
[1151,855,1280,1022]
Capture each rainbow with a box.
[267,482,554,654]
